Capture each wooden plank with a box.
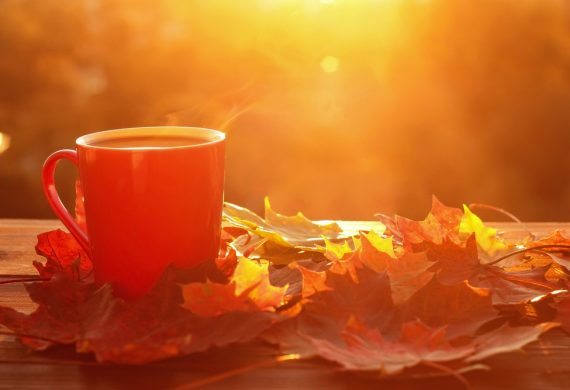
[0,219,61,276]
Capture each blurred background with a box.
[1,0,569,221]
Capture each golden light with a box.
[0,132,10,155]
[320,56,339,73]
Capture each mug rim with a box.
[76,126,225,151]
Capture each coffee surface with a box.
[89,135,207,148]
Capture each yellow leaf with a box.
[459,205,507,255]
[264,197,342,237]
[362,230,395,258]
[223,199,343,254]
[232,257,288,309]
[321,237,353,260]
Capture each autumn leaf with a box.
[466,322,559,362]
[0,273,110,351]
[528,230,570,250]
[83,270,281,364]
[296,265,331,298]
[264,197,341,238]
[182,257,288,316]
[320,237,353,260]
[469,265,559,305]
[426,234,555,305]
[34,229,92,280]
[223,198,343,250]
[404,280,498,339]
[310,319,474,375]
[379,196,463,248]
[232,257,288,309]
[386,252,434,305]
[459,204,508,255]
[362,230,395,258]
[0,266,281,364]
[307,317,556,376]
[299,267,396,335]
[429,235,481,285]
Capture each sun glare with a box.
[0,132,10,155]
[321,56,339,73]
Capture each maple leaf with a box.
[223,198,343,250]
[182,257,288,316]
[528,230,570,249]
[83,271,281,364]
[387,252,434,305]
[429,235,481,285]
[362,230,396,258]
[404,279,498,339]
[34,229,92,281]
[459,205,507,255]
[263,267,397,361]
[466,322,559,362]
[0,273,109,351]
[232,257,288,309]
[535,251,570,273]
[427,235,556,305]
[309,318,474,375]
[0,269,281,364]
[354,233,392,273]
[354,233,433,305]
[382,196,463,248]
[295,265,331,298]
[298,267,396,337]
[320,237,353,260]
[309,317,557,376]
[469,265,559,305]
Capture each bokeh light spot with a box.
[321,56,339,73]
[0,132,10,155]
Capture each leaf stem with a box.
[468,203,522,224]
[487,245,570,266]
[469,203,536,241]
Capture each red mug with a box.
[42,126,225,299]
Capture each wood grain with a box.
[1,219,570,389]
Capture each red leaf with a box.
[296,265,331,298]
[404,279,498,339]
[34,229,92,280]
[386,252,434,305]
[393,196,463,248]
[182,258,288,316]
[429,235,481,285]
[310,318,473,375]
[0,269,280,364]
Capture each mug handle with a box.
[42,149,90,255]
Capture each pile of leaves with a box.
[2,196,570,381]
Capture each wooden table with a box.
[1,219,570,389]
